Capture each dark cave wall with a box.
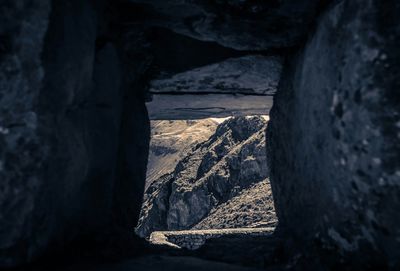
[37,0,98,253]
[267,0,400,268]
[0,0,52,267]
[0,0,151,267]
[111,29,152,241]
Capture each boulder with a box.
[267,0,400,268]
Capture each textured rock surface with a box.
[0,1,151,267]
[150,55,282,95]
[147,94,273,120]
[1,0,399,269]
[193,180,277,230]
[0,0,51,267]
[136,116,273,237]
[150,227,274,250]
[127,0,327,50]
[167,116,268,231]
[37,0,99,254]
[267,0,400,268]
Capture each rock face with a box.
[136,116,274,237]
[147,55,280,120]
[150,56,282,95]
[127,0,328,50]
[0,1,51,266]
[1,0,399,269]
[149,227,274,251]
[0,1,151,267]
[192,180,277,230]
[267,0,400,268]
[147,119,219,187]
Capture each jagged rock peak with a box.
[136,115,271,237]
[214,116,267,141]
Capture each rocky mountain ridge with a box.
[136,116,276,238]
[146,119,220,188]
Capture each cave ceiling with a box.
[124,0,327,50]
[150,55,283,95]
[118,0,327,119]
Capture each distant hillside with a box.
[136,116,276,238]
[146,119,220,189]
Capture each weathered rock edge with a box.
[267,0,400,269]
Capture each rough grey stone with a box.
[150,55,283,95]
[127,0,327,50]
[149,227,274,251]
[267,0,400,268]
[1,0,399,269]
[0,1,152,267]
[0,0,51,267]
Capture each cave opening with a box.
[131,26,283,253]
